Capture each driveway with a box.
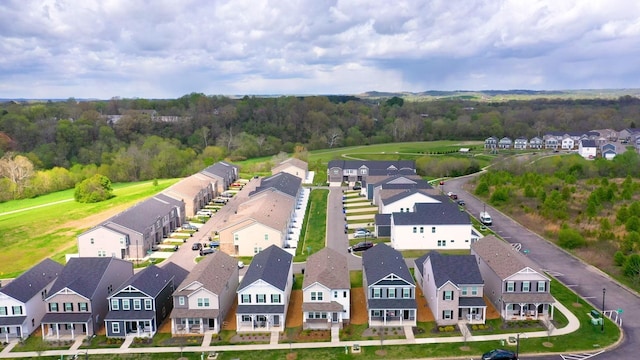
[445,175,639,360]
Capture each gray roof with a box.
[175,251,238,295]
[381,188,440,205]
[112,264,173,298]
[424,251,483,288]
[459,297,487,307]
[238,245,292,291]
[201,161,238,179]
[581,139,597,147]
[103,195,182,234]
[471,235,547,280]
[392,201,470,225]
[1,259,63,302]
[375,214,391,226]
[303,247,350,290]
[47,257,132,300]
[250,172,301,198]
[362,243,414,286]
[327,160,415,171]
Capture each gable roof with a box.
[250,172,301,199]
[223,191,294,232]
[113,264,173,298]
[392,200,470,225]
[381,188,441,205]
[163,173,212,200]
[48,257,132,299]
[175,251,238,295]
[303,247,350,290]
[201,161,239,179]
[1,259,63,302]
[327,160,415,171]
[425,251,483,287]
[273,158,308,172]
[581,139,597,147]
[101,194,182,234]
[471,235,547,279]
[362,243,414,285]
[238,245,292,291]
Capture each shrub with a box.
[557,227,586,249]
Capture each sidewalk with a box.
[0,299,583,359]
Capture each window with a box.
[471,287,478,296]
[419,227,424,233]
[256,294,266,303]
[264,234,269,241]
[461,287,468,296]
[241,294,251,304]
[343,291,348,298]
[333,291,338,298]
[522,281,530,292]
[122,299,130,310]
[412,227,417,233]
[145,299,153,310]
[372,288,381,298]
[443,310,453,319]
[387,288,396,298]
[133,299,141,310]
[537,281,546,292]
[271,294,281,303]
[431,227,436,233]
[372,310,382,317]
[311,292,323,301]
[90,238,94,244]
[49,303,59,312]
[12,306,22,315]
[63,303,73,312]
[234,234,239,242]
[197,298,210,307]
[506,281,515,292]
[242,315,252,322]
[443,291,453,301]
[78,303,88,312]
[437,240,446,247]
[402,288,411,298]
[111,322,120,334]
[178,296,185,306]
[98,250,106,257]
[0,307,7,316]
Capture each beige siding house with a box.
[163,173,215,218]
[271,158,308,182]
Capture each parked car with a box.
[439,180,445,185]
[348,241,374,253]
[209,241,220,248]
[481,349,517,360]
[191,243,202,251]
[237,261,245,269]
[353,229,372,238]
[199,248,215,256]
[447,192,458,200]
[182,223,198,231]
[457,199,466,206]
[196,209,213,217]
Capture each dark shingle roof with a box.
[1,259,63,302]
[201,161,238,179]
[471,235,546,279]
[48,257,132,300]
[375,214,391,226]
[113,264,173,298]
[327,160,415,171]
[105,195,181,234]
[362,243,414,285]
[581,139,597,147]
[238,245,292,291]
[382,188,440,205]
[427,251,483,288]
[175,251,238,295]
[392,201,470,225]
[250,172,301,198]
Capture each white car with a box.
[353,230,372,238]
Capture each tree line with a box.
[1,94,640,201]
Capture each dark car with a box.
[457,199,466,206]
[199,248,215,256]
[191,243,202,251]
[481,349,517,360]
[348,241,374,253]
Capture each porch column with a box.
[55,323,60,339]
[550,303,555,320]
[482,307,487,324]
[4,327,8,343]
[41,324,45,340]
[137,321,141,337]
[70,323,75,340]
[200,318,204,333]
[519,303,526,319]
[534,303,540,319]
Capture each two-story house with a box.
[579,139,597,159]
[0,259,63,341]
[41,257,133,340]
[471,235,555,321]
[105,264,174,338]
[414,252,486,326]
[201,161,239,194]
[513,137,528,150]
[170,251,239,335]
[236,245,293,332]
[326,160,415,185]
[498,137,512,149]
[302,247,350,330]
[271,157,309,183]
[528,137,543,149]
[362,243,416,326]
[484,136,498,149]
[162,173,215,218]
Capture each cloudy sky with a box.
[1,0,639,99]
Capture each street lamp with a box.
[601,288,606,333]
[515,333,526,359]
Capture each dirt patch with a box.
[375,349,387,356]
[459,345,471,351]
[415,286,434,322]
[350,288,368,324]
[286,290,303,327]
[543,341,554,348]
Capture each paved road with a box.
[445,175,639,360]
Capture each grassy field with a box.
[0,179,180,278]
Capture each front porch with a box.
[172,317,217,335]
[41,322,89,341]
[236,314,284,332]
[503,302,554,321]
[124,319,155,337]
[368,309,416,327]
[0,323,24,342]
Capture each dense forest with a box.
[1,93,640,201]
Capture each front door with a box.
[332,312,338,323]
[403,310,410,320]
[208,318,215,328]
[273,315,280,326]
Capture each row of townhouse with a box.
[326,160,416,186]
[77,161,240,260]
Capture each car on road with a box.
[199,248,215,256]
[481,349,517,360]
[353,229,372,238]
[447,191,458,200]
[348,241,374,253]
[457,199,465,206]
[191,243,202,251]
[439,180,445,185]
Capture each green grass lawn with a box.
[294,189,328,262]
[0,178,180,278]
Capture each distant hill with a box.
[359,89,640,101]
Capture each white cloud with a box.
[0,0,639,98]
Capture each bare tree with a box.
[0,152,34,198]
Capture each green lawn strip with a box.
[294,189,327,262]
[0,179,180,278]
[78,335,124,349]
